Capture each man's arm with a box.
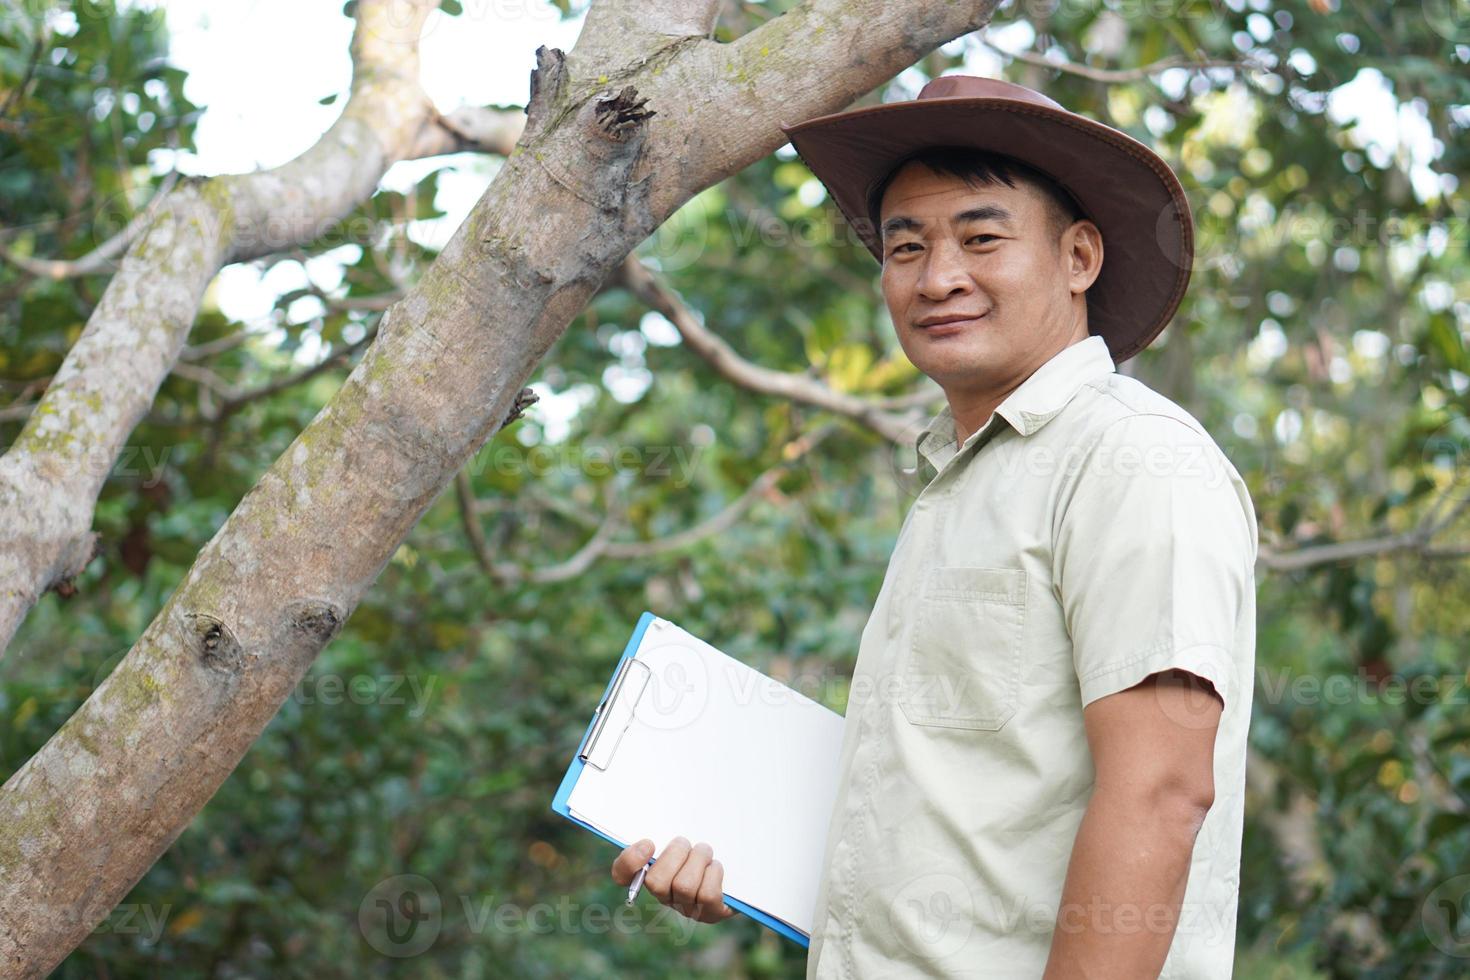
[1041,669,1222,980]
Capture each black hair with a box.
[864,145,1088,246]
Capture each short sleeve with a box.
[1053,413,1256,709]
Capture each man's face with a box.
[877,162,1098,396]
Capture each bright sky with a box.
[158,1,584,176]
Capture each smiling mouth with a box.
[915,313,988,333]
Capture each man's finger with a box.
[611,838,654,886]
[670,841,714,915]
[643,836,691,903]
[695,858,735,922]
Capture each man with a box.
[610,76,1258,979]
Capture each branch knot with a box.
[593,86,655,140]
[499,387,539,431]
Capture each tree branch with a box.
[0,25,47,124]
[180,328,255,361]
[0,0,522,655]
[571,0,724,74]
[407,104,526,159]
[209,327,382,424]
[980,35,1254,85]
[1257,483,1470,573]
[0,168,183,280]
[614,257,927,445]
[462,425,831,584]
[1,99,523,282]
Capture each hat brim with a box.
[779,97,1194,364]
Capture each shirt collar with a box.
[913,334,1117,472]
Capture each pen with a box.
[626,859,651,906]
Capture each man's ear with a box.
[1065,220,1104,297]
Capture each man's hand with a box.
[611,836,736,924]
[1042,669,1222,979]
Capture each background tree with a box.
[1,0,1468,977]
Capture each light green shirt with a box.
[806,334,1259,978]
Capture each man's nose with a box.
[915,240,974,301]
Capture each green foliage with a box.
[1,0,1468,977]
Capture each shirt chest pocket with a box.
[899,565,1028,731]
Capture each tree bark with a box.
[0,0,524,656]
[0,0,1001,973]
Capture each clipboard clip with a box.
[577,656,652,771]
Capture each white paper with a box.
[567,617,847,935]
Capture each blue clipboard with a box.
[550,610,811,948]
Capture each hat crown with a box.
[916,75,1065,112]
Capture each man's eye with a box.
[891,242,921,254]
[968,234,999,245]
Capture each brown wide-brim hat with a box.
[779,75,1194,364]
